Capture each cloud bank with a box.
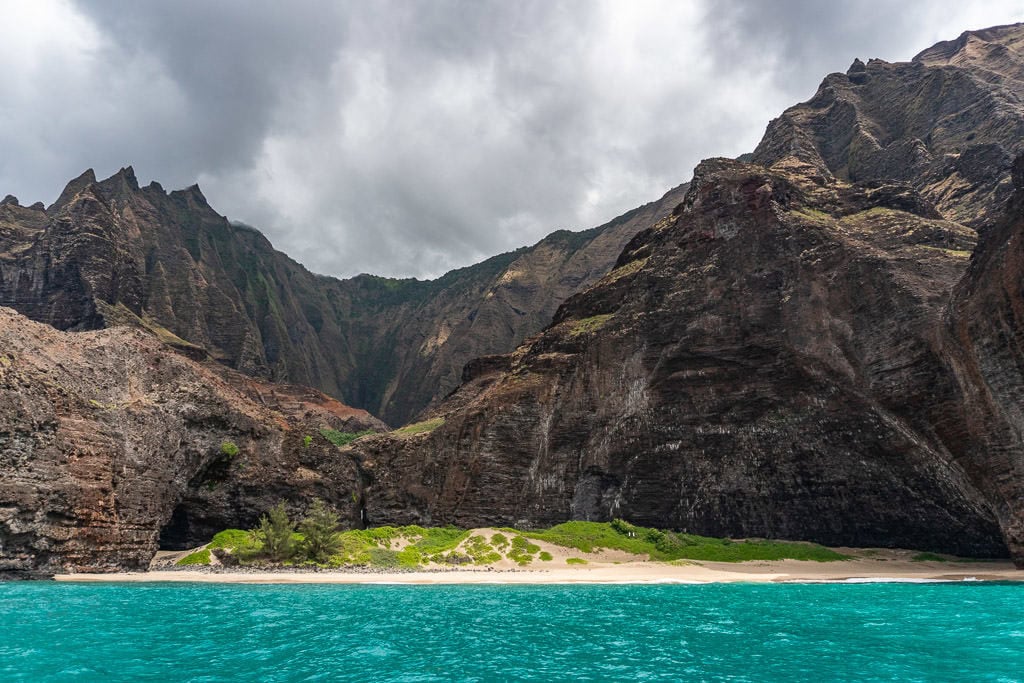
[2,0,1021,278]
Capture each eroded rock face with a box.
[753,22,1024,230]
[0,307,383,575]
[940,154,1024,563]
[350,159,1010,558]
[0,170,686,425]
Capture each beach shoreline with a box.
[53,558,1024,585]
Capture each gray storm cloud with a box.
[1,0,1021,278]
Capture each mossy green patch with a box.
[320,428,376,447]
[568,314,614,337]
[918,245,971,258]
[208,529,256,552]
[566,557,588,565]
[790,207,832,224]
[393,418,445,437]
[605,258,648,283]
[176,549,211,566]
[522,520,848,563]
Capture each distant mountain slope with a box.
[0,170,686,425]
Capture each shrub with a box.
[299,499,342,563]
[252,503,295,561]
[220,441,240,458]
[566,557,588,565]
[303,435,313,448]
[320,429,376,447]
[539,551,553,562]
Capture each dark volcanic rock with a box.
[350,159,1009,558]
[0,169,686,426]
[753,22,1024,230]
[0,307,383,575]
[940,154,1024,564]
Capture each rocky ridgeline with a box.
[0,165,686,426]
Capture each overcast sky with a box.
[2,1,1022,279]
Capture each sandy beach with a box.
[55,555,1024,585]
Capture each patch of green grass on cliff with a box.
[94,300,203,352]
[393,418,445,437]
[520,520,848,563]
[604,258,648,283]
[567,314,614,337]
[790,207,832,224]
[917,245,972,258]
[320,428,376,447]
[566,557,588,565]
[176,549,211,566]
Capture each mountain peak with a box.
[100,166,139,191]
[47,168,97,213]
[913,21,1024,65]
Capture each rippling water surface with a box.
[2,581,1023,681]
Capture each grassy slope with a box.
[180,521,848,568]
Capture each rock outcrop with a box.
[0,307,383,576]
[753,23,1024,230]
[348,158,1011,559]
[0,170,686,426]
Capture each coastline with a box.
[54,557,1024,585]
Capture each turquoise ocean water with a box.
[2,581,1023,681]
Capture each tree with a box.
[299,498,341,563]
[252,502,294,561]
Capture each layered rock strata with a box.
[0,307,383,575]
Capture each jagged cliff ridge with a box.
[753,23,1024,229]
[0,170,686,426]
[0,307,384,576]
[346,25,1024,563]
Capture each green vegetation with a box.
[203,517,849,569]
[918,245,972,258]
[220,441,240,458]
[252,502,295,561]
[520,520,848,562]
[568,314,614,337]
[298,499,342,563]
[320,428,376,447]
[508,535,541,565]
[790,207,831,224]
[176,549,211,566]
[393,418,445,437]
[604,258,648,283]
[208,529,256,552]
[303,435,313,448]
